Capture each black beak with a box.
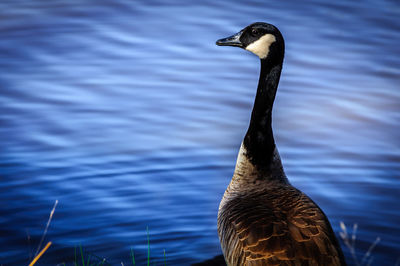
[216,31,244,47]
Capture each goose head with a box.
[216,22,284,64]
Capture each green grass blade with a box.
[130,248,135,266]
[87,254,91,266]
[80,245,85,266]
[164,249,166,266]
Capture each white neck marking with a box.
[245,34,276,59]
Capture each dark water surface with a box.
[1,0,399,265]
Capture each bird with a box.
[215,22,347,266]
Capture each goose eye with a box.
[251,29,259,35]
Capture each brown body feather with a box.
[218,146,346,266]
[218,187,344,265]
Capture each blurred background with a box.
[0,0,399,265]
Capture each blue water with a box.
[0,0,399,265]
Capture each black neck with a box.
[243,59,282,172]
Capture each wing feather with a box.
[218,188,346,265]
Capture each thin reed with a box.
[29,200,58,266]
[339,221,380,266]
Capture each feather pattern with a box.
[218,146,346,265]
[219,184,345,265]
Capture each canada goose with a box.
[216,23,346,266]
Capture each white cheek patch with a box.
[245,34,276,59]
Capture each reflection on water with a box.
[0,0,399,265]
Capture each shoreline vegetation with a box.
[24,200,385,266]
[28,201,165,266]
[339,222,381,266]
